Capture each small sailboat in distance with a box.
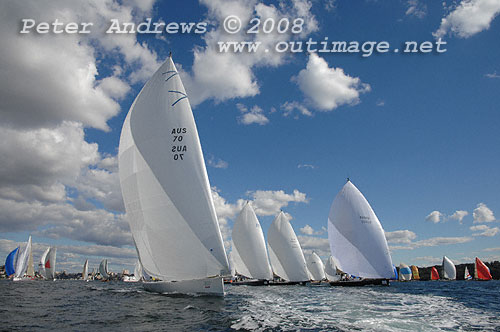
[99,259,109,280]
[399,263,412,281]
[442,256,456,280]
[464,266,472,280]
[306,252,326,281]
[430,266,440,280]
[324,256,341,282]
[327,179,393,285]
[267,211,310,283]
[44,247,57,280]
[39,247,50,279]
[5,247,19,278]
[13,236,32,281]
[82,259,89,281]
[118,54,229,295]
[231,202,273,282]
[474,257,492,281]
[411,265,420,280]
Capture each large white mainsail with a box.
[39,247,50,279]
[328,180,393,279]
[134,260,143,281]
[44,247,56,280]
[442,256,456,280]
[118,55,229,295]
[231,203,273,280]
[306,252,326,281]
[267,211,310,282]
[14,235,32,280]
[82,259,89,281]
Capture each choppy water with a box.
[0,280,499,331]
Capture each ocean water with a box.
[0,280,499,331]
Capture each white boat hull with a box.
[143,277,224,296]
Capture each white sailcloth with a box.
[118,56,229,283]
[267,211,310,281]
[442,256,456,280]
[228,251,236,277]
[99,259,109,279]
[231,203,273,280]
[26,245,35,277]
[14,236,32,279]
[306,252,326,281]
[82,260,89,281]
[328,180,393,279]
[399,263,412,281]
[44,247,56,280]
[39,247,50,278]
[134,260,143,281]
[324,256,341,281]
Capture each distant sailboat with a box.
[118,55,229,295]
[26,244,35,278]
[411,265,420,280]
[5,247,19,278]
[38,247,50,279]
[82,259,89,281]
[442,256,456,280]
[267,211,310,282]
[430,266,440,280]
[391,265,398,280]
[324,256,341,282]
[398,263,412,281]
[464,266,472,280]
[474,257,492,281]
[306,252,326,281]
[43,247,57,280]
[327,180,393,283]
[231,202,273,281]
[99,259,109,280]
[13,236,32,281]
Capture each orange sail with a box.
[430,266,439,280]
[475,257,492,280]
[411,265,420,280]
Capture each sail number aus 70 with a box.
[171,128,187,161]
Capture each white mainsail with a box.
[231,203,273,280]
[118,55,229,294]
[442,256,456,280]
[328,180,393,279]
[306,252,326,281]
[267,211,310,282]
[324,256,341,281]
[39,247,50,278]
[227,251,236,277]
[82,259,89,281]
[99,259,109,279]
[44,247,56,280]
[26,244,35,277]
[14,235,32,280]
[134,260,143,281]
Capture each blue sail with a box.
[5,247,19,276]
[391,265,398,280]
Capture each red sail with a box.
[431,266,439,280]
[475,257,492,280]
[45,260,51,269]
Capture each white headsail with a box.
[43,247,56,280]
[442,256,456,280]
[118,55,229,285]
[231,203,273,280]
[328,180,393,279]
[99,259,109,279]
[306,252,326,281]
[14,235,32,279]
[267,211,310,282]
[324,256,341,281]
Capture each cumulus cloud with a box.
[485,71,500,78]
[293,53,370,111]
[425,210,444,223]
[433,0,500,38]
[473,203,496,223]
[237,104,269,125]
[297,235,330,258]
[449,210,469,224]
[406,0,427,18]
[207,155,229,169]
[181,0,318,106]
[470,224,499,237]
[249,189,309,216]
[281,101,312,118]
[298,164,316,169]
[300,224,324,236]
[389,234,474,251]
[385,230,417,244]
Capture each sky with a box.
[0,0,499,273]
